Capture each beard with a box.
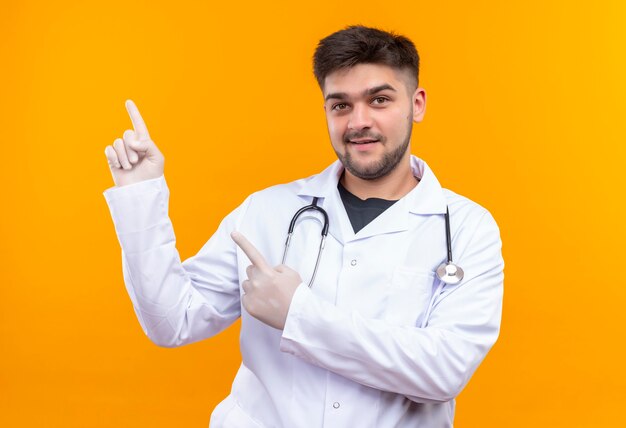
[335,117,413,181]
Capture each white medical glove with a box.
[231,231,302,330]
[104,99,165,187]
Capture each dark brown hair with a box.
[313,25,420,90]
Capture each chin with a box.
[346,164,391,180]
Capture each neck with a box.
[340,156,419,200]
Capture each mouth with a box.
[348,139,379,145]
[347,139,380,152]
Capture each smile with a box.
[348,140,380,151]
[349,139,379,144]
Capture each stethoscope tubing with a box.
[284,198,463,289]
[282,197,329,288]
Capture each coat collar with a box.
[295,155,448,244]
[297,155,448,215]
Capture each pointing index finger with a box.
[125,99,151,140]
[231,231,272,272]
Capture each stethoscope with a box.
[282,198,464,288]
[282,197,329,288]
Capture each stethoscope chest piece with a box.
[436,207,464,285]
[436,262,464,285]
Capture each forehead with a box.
[323,63,410,97]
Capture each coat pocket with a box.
[385,267,437,326]
[221,401,265,428]
[211,395,265,428]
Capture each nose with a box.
[348,103,373,131]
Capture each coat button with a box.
[350,259,357,266]
[333,402,340,409]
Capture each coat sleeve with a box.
[103,175,249,348]
[279,210,504,403]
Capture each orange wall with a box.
[1,1,625,426]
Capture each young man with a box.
[104,26,504,427]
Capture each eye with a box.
[372,96,389,105]
[332,103,349,111]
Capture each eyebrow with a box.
[324,84,397,101]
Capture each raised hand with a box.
[104,100,165,187]
[231,231,303,330]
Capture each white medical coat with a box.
[103,155,504,427]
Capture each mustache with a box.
[343,130,384,143]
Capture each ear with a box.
[412,88,427,123]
